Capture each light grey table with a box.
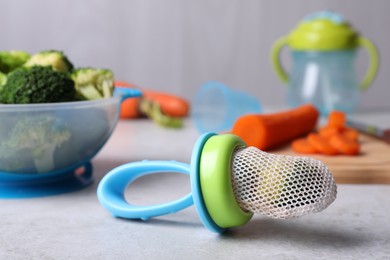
[1,119,389,260]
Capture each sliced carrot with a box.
[232,104,319,150]
[307,133,339,155]
[329,133,360,155]
[341,127,359,142]
[291,110,360,156]
[291,138,318,154]
[327,110,346,130]
[318,126,340,139]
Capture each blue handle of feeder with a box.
[97,160,194,220]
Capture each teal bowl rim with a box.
[0,95,122,111]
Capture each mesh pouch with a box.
[231,147,337,219]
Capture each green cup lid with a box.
[287,11,359,50]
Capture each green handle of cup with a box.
[358,37,379,91]
[271,37,289,84]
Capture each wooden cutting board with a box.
[273,134,390,184]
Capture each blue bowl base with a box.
[0,162,93,199]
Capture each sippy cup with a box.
[271,11,379,116]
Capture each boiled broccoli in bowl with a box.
[0,49,117,104]
[0,50,31,74]
[24,50,73,73]
[71,68,115,100]
[0,49,120,174]
[0,72,6,90]
[0,66,77,104]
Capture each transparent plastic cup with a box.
[192,81,261,133]
[286,51,361,116]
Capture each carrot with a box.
[318,126,341,139]
[115,81,138,88]
[292,138,318,154]
[341,127,359,142]
[291,109,361,156]
[231,104,319,150]
[115,81,190,119]
[120,98,142,119]
[329,133,360,155]
[307,133,339,155]
[141,90,190,118]
[327,110,346,130]
[116,81,143,119]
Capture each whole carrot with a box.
[116,81,142,119]
[120,98,141,119]
[232,104,319,150]
[142,90,190,118]
[115,81,190,118]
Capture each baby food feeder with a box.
[271,10,379,116]
[0,88,142,199]
[98,133,337,233]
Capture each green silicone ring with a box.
[200,134,253,228]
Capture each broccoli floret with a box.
[0,115,71,173]
[0,66,77,104]
[0,71,6,91]
[0,50,31,74]
[71,68,115,100]
[24,50,73,72]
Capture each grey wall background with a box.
[1,0,389,112]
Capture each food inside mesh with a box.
[231,147,337,219]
